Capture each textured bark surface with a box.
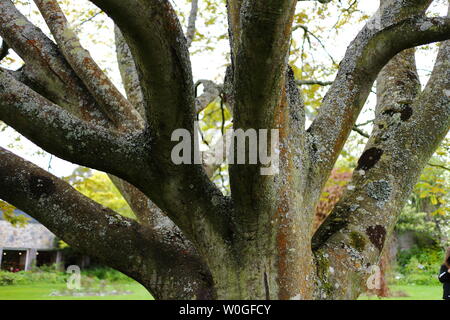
[0,0,449,300]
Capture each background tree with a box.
[64,167,136,219]
[402,164,449,244]
[0,0,449,299]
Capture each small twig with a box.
[220,94,225,135]
[355,119,374,127]
[427,163,450,171]
[75,11,103,31]
[185,0,199,48]
[352,126,370,138]
[195,84,210,147]
[48,154,53,172]
[197,116,210,147]
[296,79,333,86]
[218,95,227,192]
[293,25,337,65]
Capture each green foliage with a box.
[1,166,138,227]
[64,168,136,220]
[0,283,152,300]
[198,100,232,143]
[359,285,441,300]
[198,99,232,194]
[393,246,444,286]
[0,269,67,286]
[0,200,28,227]
[82,267,133,283]
[0,266,132,287]
[397,158,449,248]
[397,206,447,245]
[414,164,449,216]
[0,272,17,286]
[58,240,70,249]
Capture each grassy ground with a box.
[359,285,442,300]
[0,283,442,300]
[0,282,153,300]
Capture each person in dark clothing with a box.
[439,247,450,300]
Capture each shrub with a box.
[82,267,133,283]
[0,268,67,286]
[0,271,22,286]
[393,246,444,286]
[0,266,132,286]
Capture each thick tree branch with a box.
[90,0,195,135]
[1,0,446,300]
[109,175,166,227]
[233,0,297,129]
[0,148,215,299]
[0,0,107,124]
[34,0,143,132]
[307,8,449,188]
[108,175,197,254]
[1,64,233,282]
[226,0,243,61]
[3,14,196,281]
[312,37,449,300]
[229,1,299,220]
[0,69,143,176]
[114,26,145,119]
[89,0,234,255]
[3,25,230,276]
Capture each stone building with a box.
[0,210,63,271]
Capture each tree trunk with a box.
[0,0,449,300]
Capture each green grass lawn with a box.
[359,285,442,300]
[0,283,442,300]
[0,282,153,300]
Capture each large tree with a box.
[0,0,449,299]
